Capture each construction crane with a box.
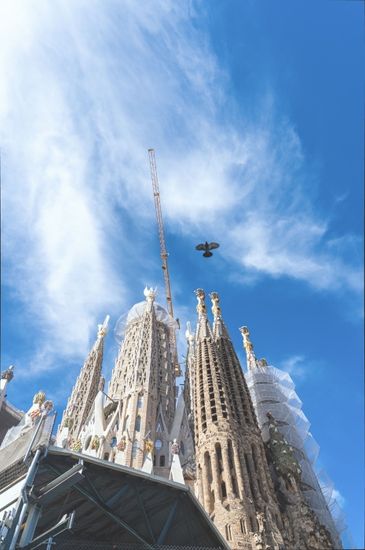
[148,149,174,318]
[148,149,181,376]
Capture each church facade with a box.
[54,286,341,550]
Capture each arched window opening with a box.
[155,439,162,451]
[215,443,223,474]
[221,481,227,499]
[244,453,256,502]
[204,452,213,484]
[159,455,165,467]
[135,415,141,432]
[137,394,143,409]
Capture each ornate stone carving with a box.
[71,438,82,452]
[194,288,206,316]
[91,435,100,451]
[171,438,180,455]
[266,412,302,490]
[1,365,14,381]
[33,391,46,405]
[144,438,154,454]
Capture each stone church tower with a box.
[189,289,284,549]
[108,287,177,475]
[56,315,109,448]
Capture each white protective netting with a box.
[114,301,178,344]
[246,365,346,547]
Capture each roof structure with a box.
[0,421,228,550]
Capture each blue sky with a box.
[0,1,363,546]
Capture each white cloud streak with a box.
[0,0,362,375]
[279,355,307,379]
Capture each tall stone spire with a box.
[210,293,257,428]
[57,315,109,446]
[239,325,258,372]
[191,289,284,549]
[108,288,176,474]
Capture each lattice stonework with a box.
[108,290,176,472]
[190,290,284,549]
[57,318,108,444]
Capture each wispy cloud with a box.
[0,1,362,376]
[279,355,308,380]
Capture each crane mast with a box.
[148,149,174,318]
[148,149,180,376]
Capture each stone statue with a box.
[195,289,206,315]
[256,511,265,534]
[1,366,14,381]
[253,532,264,550]
[171,438,180,455]
[117,437,126,452]
[144,438,154,453]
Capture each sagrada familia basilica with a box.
[1,285,339,549]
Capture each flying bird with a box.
[195,241,220,257]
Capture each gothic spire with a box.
[57,315,109,445]
[210,292,230,339]
[108,287,176,472]
[239,325,258,372]
[190,289,284,548]
[211,293,257,428]
[195,288,213,341]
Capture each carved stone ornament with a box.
[117,437,126,452]
[1,366,14,381]
[71,438,82,452]
[144,438,154,453]
[33,391,46,405]
[194,288,206,316]
[91,435,100,450]
[63,417,74,429]
[266,412,302,488]
[143,286,157,302]
[43,400,54,413]
[209,292,221,318]
[171,438,180,455]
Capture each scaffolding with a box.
[245,364,345,547]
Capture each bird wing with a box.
[208,242,220,250]
[195,243,206,251]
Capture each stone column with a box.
[232,444,246,500]
[197,467,204,505]
[211,447,222,503]
[247,452,262,502]
[240,453,254,501]
[202,460,212,512]
[222,445,234,497]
